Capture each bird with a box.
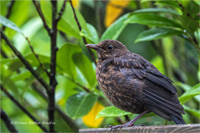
[86,40,185,129]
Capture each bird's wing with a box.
[112,53,184,120]
[113,53,176,94]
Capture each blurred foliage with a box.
[0,0,199,132]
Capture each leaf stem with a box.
[69,0,97,65]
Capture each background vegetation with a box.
[0,0,199,132]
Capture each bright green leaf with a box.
[100,13,130,41]
[179,83,200,104]
[81,23,99,44]
[57,43,81,79]
[135,28,182,42]
[126,14,182,28]
[134,8,181,15]
[66,92,98,119]
[183,105,200,119]
[96,106,131,119]
[73,53,97,88]
[41,1,93,40]
[155,1,180,8]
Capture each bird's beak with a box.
[85,44,99,51]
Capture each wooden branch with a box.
[1,109,18,132]
[56,0,67,22]
[0,85,48,132]
[1,30,50,92]
[79,124,200,133]
[32,83,79,132]
[64,75,91,93]
[48,0,58,132]
[69,0,97,65]
[32,0,51,35]
[25,36,50,77]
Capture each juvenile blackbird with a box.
[86,40,185,129]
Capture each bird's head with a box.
[86,40,129,60]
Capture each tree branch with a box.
[56,0,67,22]
[25,37,50,77]
[64,75,91,93]
[0,85,48,132]
[0,30,50,92]
[69,0,97,65]
[32,0,51,35]
[0,47,8,58]
[1,109,18,133]
[32,83,79,132]
[48,0,59,131]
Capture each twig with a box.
[25,36,50,77]
[0,30,50,92]
[56,0,67,22]
[32,83,79,132]
[0,85,48,132]
[64,75,91,93]
[2,0,15,31]
[1,109,18,132]
[32,0,51,35]
[69,0,97,65]
[0,47,8,58]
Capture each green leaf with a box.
[181,1,199,36]
[96,106,131,119]
[179,83,200,104]
[0,15,22,33]
[100,13,130,41]
[66,92,98,119]
[183,105,200,119]
[126,14,182,28]
[134,8,181,15]
[57,43,81,79]
[175,82,191,91]
[81,23,99,44]
[135,28,183,42]
[73,53,97,88]
[155,1,180,8]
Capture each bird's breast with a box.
[96,62,146,113]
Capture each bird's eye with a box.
[107,45,113,50]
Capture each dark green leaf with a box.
[126,14,182,28]
[73,53,97,88]
[134,8,181,15]
[96,106,131,119]
[135,28,183,42]
[100,13,130,41]
[179,83,200,104]
[66,92,98,119]
[57,43,81,79]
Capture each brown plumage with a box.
[86,40,185,129]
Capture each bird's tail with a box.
[170,115,186,124]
